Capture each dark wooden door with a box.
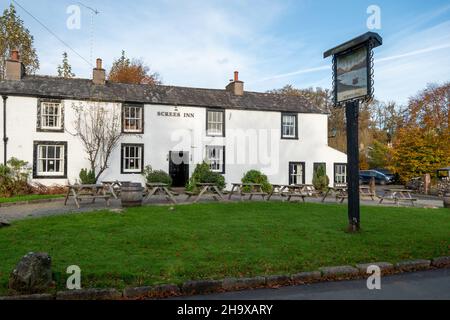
[169,151,189,187]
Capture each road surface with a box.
[172,269,450,300]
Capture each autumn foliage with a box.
[108,50,161,85]
[390,83,450,182]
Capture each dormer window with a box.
[37,99,64,132]
[122,104,144,133]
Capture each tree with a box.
[0,4,39,79]
[390,83,450,182]
[70,102,123,182]
[368,140,390,169]
[57,52,75,78]
[108,50,161,85]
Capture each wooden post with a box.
[423,174,431,195]
[345,100,360,232]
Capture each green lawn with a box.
[0,202,448,294]
[0,194,65,204]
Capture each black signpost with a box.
[324,32,382,232]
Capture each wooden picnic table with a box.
[281,184,308,202]
[101,180,129,199]
[379,188,417,206]
[267,184,291,200]
[144,183,177,204]
[228,183,267,200]
[360,185,376,200]
[321,185,348,203]
[64,184,110,209]
[295,184,321,197]
[186,183,225,203]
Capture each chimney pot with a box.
[96,58,103,70]
[11,49,20,61]
[93,57,106,85]
[226,71,244,96]
[5,49,24,80]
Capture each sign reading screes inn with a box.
[157,111,195,118]
[324,32,382,105]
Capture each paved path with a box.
[172,269,450,300]
[0,190,443,222]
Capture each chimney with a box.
[5,49,25,81]
[92,58,106,85]
[226,71,244,96]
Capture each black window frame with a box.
[36,98,65,133]
[120,143,145,174]
[281,113,298,140]
[206,109,226,137]
[288,162,305,185]
[313,162,327,175]
[122,103,145,134]
[205,145,226,174]
[33,141,68,179]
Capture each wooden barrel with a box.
[120,182,143,207]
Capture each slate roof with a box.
[0,75,327,114]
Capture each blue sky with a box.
[2,0,450,104]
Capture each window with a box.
[281,113,298,139]
[121,144,144,173]
[206,146,225,173]
[334,163,347,185]
[33,141,67,178]
[313,163,327,175]
[289,162,305,185]
[206,110,225,137]
[123,104,144,133]
[37,100,63,131]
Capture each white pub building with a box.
[0,52,347,188]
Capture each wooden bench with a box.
[241,192,267,200]
[185,191,199,200]
[281,192,306,202]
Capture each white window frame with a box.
[334,163,347,184]
[206,145,225,173]
[282,114,297,139]
[206,110,224,137]
[40,102,63,130]
[123,105,143,133]
[37,144,65,177]
[122,144,143,173]
[289,162,304,185]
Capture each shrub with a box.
[312,165,330,192]
[186,162,225,192]
[79,168,96,184]
[142,165,172,186]
[241,170,272,193]
[0,158,31,197]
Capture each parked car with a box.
[372,168,400,182]
[359,170,394,185]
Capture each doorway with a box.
[169,151,189,187]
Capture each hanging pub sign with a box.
[324,32,382,106]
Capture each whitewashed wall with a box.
[0,96,347,189]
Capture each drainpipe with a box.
[2,95,7,165]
